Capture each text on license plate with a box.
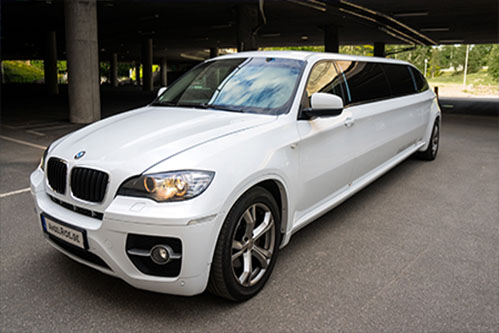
[42,216,86,250]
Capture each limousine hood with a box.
[50,106,276,175]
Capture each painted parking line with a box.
[30,124,75,132]
[0,187,31,199]
[26,130,46,137]
[1,121,62,130]
[0,135,46,150]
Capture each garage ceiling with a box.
[1,0,498,62]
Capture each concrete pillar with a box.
[135,62,141,85]
[160,57,167,87]
[236,4,258,52]
[373,42,385,57]
[324,25,339,53]
[110,53,118,87]
[64,0,100,123]
[210,47,219,58]
[142,38,153,91]
[44,31,59,95]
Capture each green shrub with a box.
[2,60,44,83]
[487,45,499,81]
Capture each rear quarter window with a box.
[409,66,429,93]
[382,64,416,97]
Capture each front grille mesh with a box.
[47,158,67,194]
[70,167,109,203]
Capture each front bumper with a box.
[30,168,223,296]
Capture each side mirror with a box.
[301,92,344,119]
[157,86,167,97]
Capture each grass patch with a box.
[428,70,498,87]
[2,61,44,83]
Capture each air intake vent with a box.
[47,158,67,194]
[70,167,109,203]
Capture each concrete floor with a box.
[1,88,498,331]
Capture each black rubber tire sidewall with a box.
[418,120,439,161]
[209,186,281,301]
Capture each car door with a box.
[334,61,400,183]
[381,64,428,148]
[409,66,434,140]
[294,61,356,222]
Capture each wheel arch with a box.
[420,97,442,152]
[254,179,289,238]
[208,177,288,300]
[220,175,290,245]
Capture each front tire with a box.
[208,187,281,301]
[417,120,440,161]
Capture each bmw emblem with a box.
[74,151,86,159]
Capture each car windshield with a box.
[153,57,305,115]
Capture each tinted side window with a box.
[382,64,416,96]
[335,61,391,104]
[305,61,348,104]
[409,67,429,92]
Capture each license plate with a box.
[41,214,87,250]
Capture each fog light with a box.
[150,245,170,265]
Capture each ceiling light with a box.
[180,53,205,61]
[421,27,450,32]
[439,39,463,43]
[393,11,429,17]
[139,31,155,36]
[261,33,281,38]
[139,14,159,21]
[211,23,233,29]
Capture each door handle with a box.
[344,117,355,128]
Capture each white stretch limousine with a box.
[31,51,440,301]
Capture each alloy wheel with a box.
[231,203,276,287]
[432,124,439,156]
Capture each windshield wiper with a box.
[151,101,176,107]
[151,101,208,110]
[152,101,243,113]
[176,103,211,110]
[199,103,244,113]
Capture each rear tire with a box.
[208,186,281,301]
[417,120,439,161]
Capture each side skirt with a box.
[280,140,425,248]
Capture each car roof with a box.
[214,50,411,66]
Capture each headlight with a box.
[117,170,215,202]
[40,146,50,171]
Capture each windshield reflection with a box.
[154,57,305,115]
